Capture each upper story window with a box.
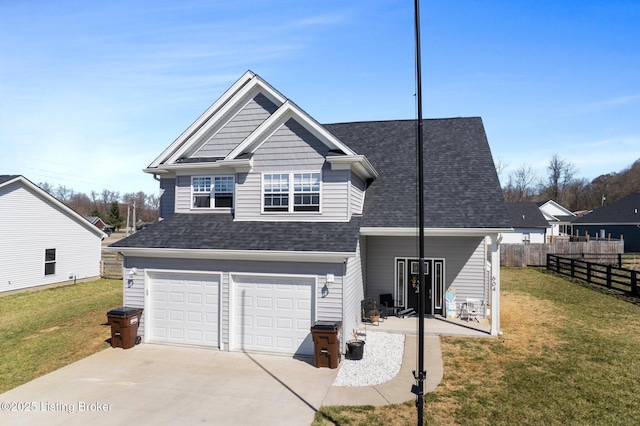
[192,176,235,209]
[213,176,234,208]
[263,172,321,213]
[263,173,289,212]
[44,248,56,276]
[293,173,321,212]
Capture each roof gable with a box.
[0,176,106,238]
[146,72,377,180]
[538,200,575,218]
[227,100,357,159]
[148,71,287,169]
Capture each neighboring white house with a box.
[502,202,548,244]
[0,175,106,293]
[538,200,576,239]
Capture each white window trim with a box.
[191,175,235,210]
[44,248,56,276]
[261,171,322,214]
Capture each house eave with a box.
[144,158,253,174]
[359,227,514,237]
[326,155,378,180]
[105,247,355,263]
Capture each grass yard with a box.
[0,279,122,393]
[314,268,640,426]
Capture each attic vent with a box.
[635,209,638,214]
[522,215,525,219]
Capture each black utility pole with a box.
[412,0,427,425]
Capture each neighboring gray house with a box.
[108,71,511,356]
[572,192,640,252]
[0,175,106,293]
[501,202,549,244]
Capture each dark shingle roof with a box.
[325,118,511,229]
[506,202,549,228]
[111,214,361,252]
[573,193,640,224]
[113,118,510,252]
[0,175,20,185]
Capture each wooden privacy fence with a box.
[501,240,624,267]
[100,250,122,279]
[547,254,639,296]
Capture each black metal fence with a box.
[547,254,639,296]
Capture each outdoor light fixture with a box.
[326,273,334,285]
[128,268,137,279]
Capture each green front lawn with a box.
[314,268,640,425]
[0,279,122,393]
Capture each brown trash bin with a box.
[107,307,143,349]
[311,321,342,369]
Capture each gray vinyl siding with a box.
[343,240,364,346]
[364,235,487,310]
[159,178,176,219]
[193,94,278,159]
[122,271,146,335]
[123,257,345,349]
[234,167,350,221]
[0,182,103,293]
[350,173,366,216]
[175,176,191,212]
[165,117,356,220]
[251,118,329,170]
[175,170,242,214]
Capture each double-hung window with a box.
[192,177,212,208]
[192,176,235,209]
[44,248,56,276]
[293,173,321,212]
[263,172,321,213]
[213,176,234,208]
[263,173,290,212]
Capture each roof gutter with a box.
[359,227,514,237]
[105,246,355,263]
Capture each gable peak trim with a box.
[226,100,357,160]
[147,71,290,170]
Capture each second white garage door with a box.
[232,275,315,355]
[149,272,220,347]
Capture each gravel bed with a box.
[333,331,405,387]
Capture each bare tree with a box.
[54,185,74,203]
[504,163,538,202]
[494,157,509,184]
[37,181,54,194]
[542,154,576,204]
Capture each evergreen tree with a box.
[107,201,123,230]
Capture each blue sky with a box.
[1,0,639,196]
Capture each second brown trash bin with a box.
[107,307,143,349]
[310,320,342,369]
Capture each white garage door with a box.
[149,272,220,347]
[232,275,314,355]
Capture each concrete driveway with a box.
[0,344,338,425]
